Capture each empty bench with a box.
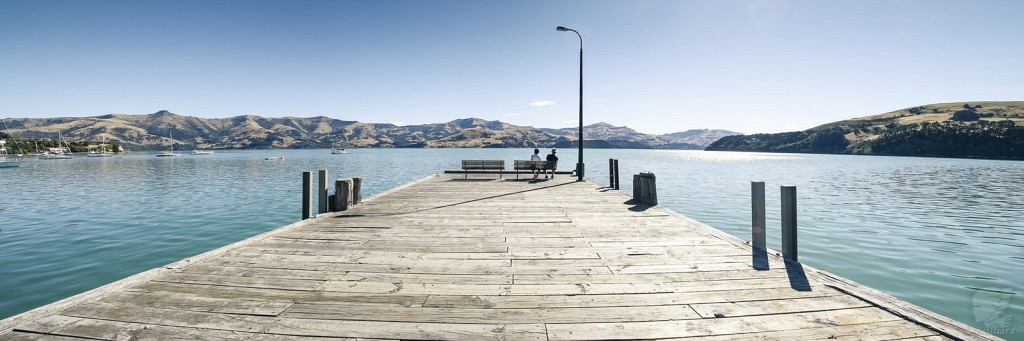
[461,160,505,179]
[513,160,557,179]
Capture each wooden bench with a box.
[460,160,505,179]
[513,160,557,179]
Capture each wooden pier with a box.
[0,173,996,340]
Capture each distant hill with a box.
[706,101,1024,160]
[2,111,740,151]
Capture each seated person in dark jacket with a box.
[544,148,558,178]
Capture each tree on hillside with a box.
[951,110,980,121]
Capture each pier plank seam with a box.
[0,173,992,340]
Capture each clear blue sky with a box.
[2,0,1021,134]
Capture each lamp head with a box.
[556,26,570,32]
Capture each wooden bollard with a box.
[613,159,620,190]
[335,179,352,211]
[641,172,657,205]
[318,170,329,214]
[352,177,362,205]
[609,159,615,188]
[632,174,641,199]
[302,171,313,220]
[781,185,798,261]
[751,181,766,251]
[632,172,657,205]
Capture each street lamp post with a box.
[557,26,584,182]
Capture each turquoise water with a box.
[0,149,1021,337]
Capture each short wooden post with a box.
[335,179,352,211]
[613,159,620,190]
[639,172,657,205]
[632,174,641,199]
[301,171,312,220]
[609,159,615,187]
[318,170,328,214]
[751,181,766,251]
[781,185,798,261]
[352,177,362,205]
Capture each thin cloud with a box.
[530,100,556,107]
[504,114,522,117]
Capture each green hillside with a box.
[706,101,1024,160]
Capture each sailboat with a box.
[87,136,113,157]
[156,131,181,157]
[39,131,74,159]
[29,140,43,156]
[0,139,23,168]
[0,118,25,167]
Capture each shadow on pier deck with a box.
[0,173,995,340]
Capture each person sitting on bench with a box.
[530,149,542,179]
[544,148,558,178]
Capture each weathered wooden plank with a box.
[130,281,428,307]
[2,332,90,341]
[512,269,790,284]
[283,303,700,324]
[99,291,293,316]
[421,287,844,309]
[216,252,513,268]
[608,261,776,274]
[589,239,731,247]
[319,281,672,295]
[180,264,515,284]
[60,302,548,340]
[324,262,612,275]
[680,319,941,340]
[689,295,870,318]
[12,314,382,341]
[512,255,781,267]
[545,307,903,340]
[155,272,325,291]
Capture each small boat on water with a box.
[87,136,114,157]
[156,131,180,157]
[39,132,74,159]
[0,140,23,168]
[331,148,350,154]
[191,150,214,155]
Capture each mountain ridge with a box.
[2,112,740,151]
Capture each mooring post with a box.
[318,170,328,214]
[613,159,620,190]
[352,177,362,205]
[609,159,615,188]
[632,174,641,199]
[335,179,352,211]
[302,171,312,220]
[781,185,798,261]
[751,181,766,251]
[639,172,657,205]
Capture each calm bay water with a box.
[1,149,1021,337]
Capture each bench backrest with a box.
[514,160,556,170]
[462,160,504,169]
